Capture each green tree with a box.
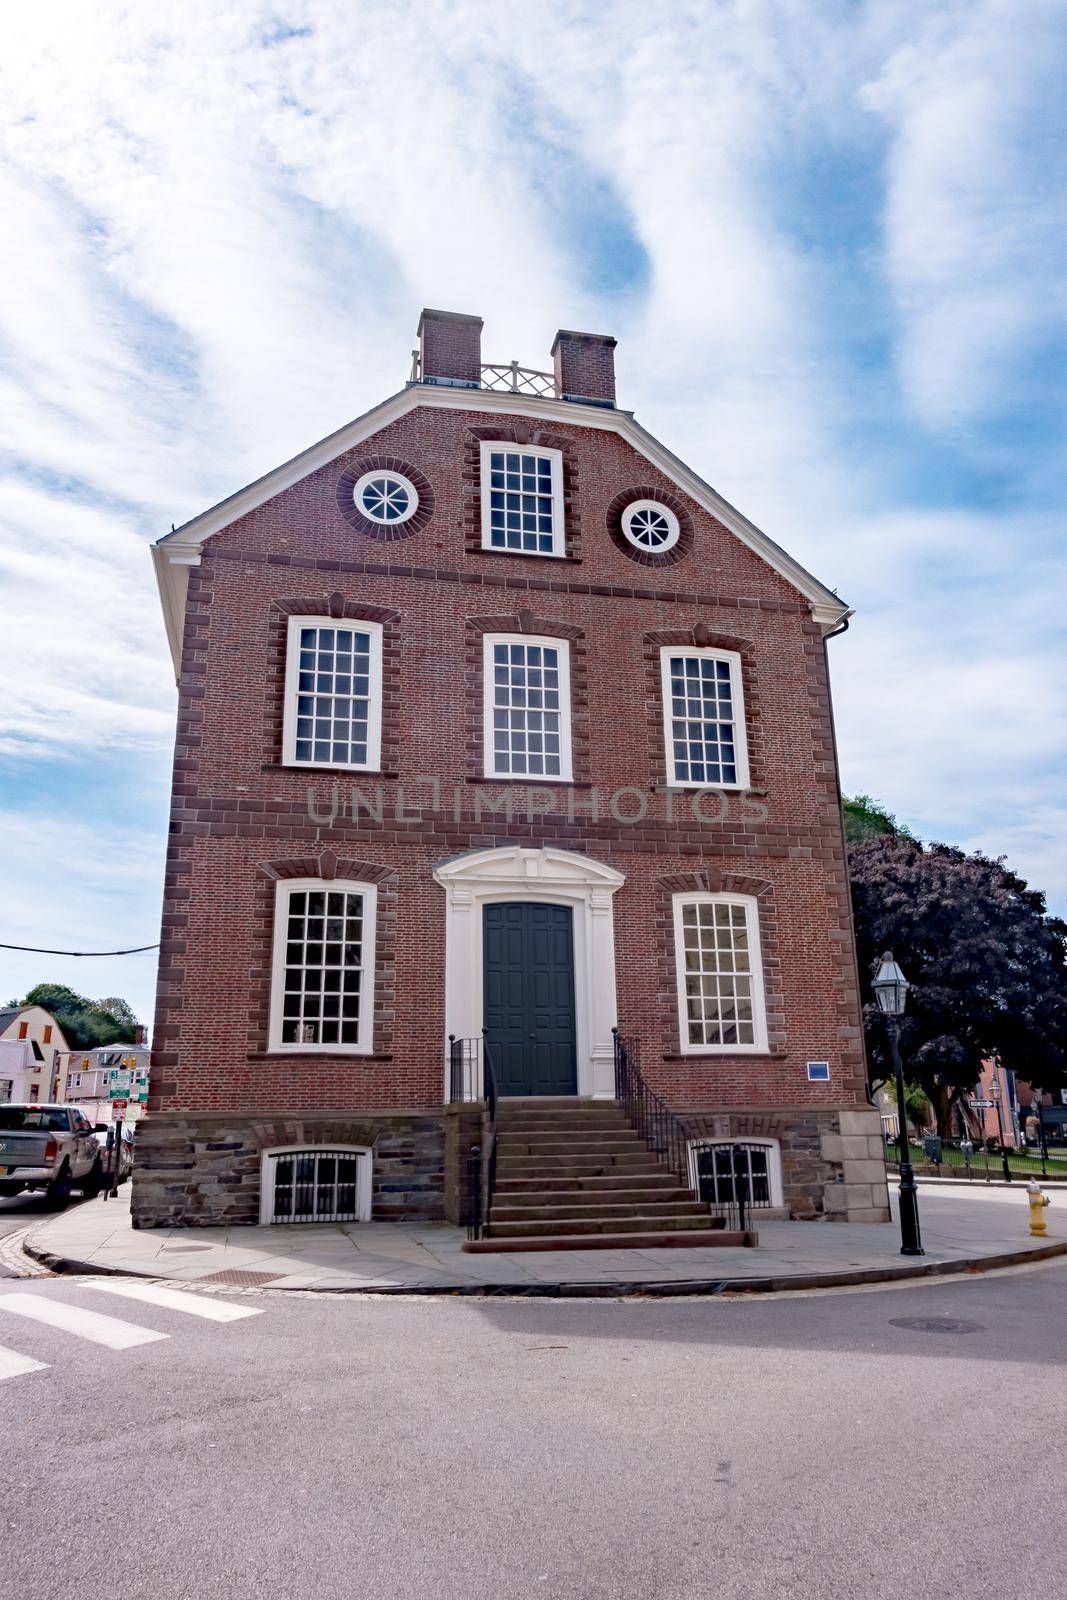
[842,793,916,844]
[904,1082,931,1135]
[848,836,1067,1137]
[18,983,140,1049]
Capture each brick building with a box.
[134,309,889,1235]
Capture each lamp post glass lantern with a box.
[873,952,924,1256]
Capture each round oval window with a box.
[354,470,419,526]
[621,499,681,554]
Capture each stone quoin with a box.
[134,310,889,1231]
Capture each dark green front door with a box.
[483,903,577,1096]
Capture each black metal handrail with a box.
[612,1028,693,1191]
[475,1034,500,1241]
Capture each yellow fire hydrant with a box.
[1027,1178,1051,1237]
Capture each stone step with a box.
[489,1199,709,1223]
[464,1229,757,1254]
[498,1114,632,1133]
[495,1175,689,1197]
[497,1130,639,1147]
[496,1097,598,1111]
[496,1155,668,1177]
[484,1213,717,1239]
[495,1138,649,1158]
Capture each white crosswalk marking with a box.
[0,1293,168,1350]
[0,1342,49,1382]
[83,1282,263,1323]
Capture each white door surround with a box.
[433,845,625,1101]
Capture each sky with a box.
[1,0,1065,1031]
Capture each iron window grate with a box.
[270,1149,366,1224]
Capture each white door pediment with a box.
[434,844,625,896]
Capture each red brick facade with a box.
[135,323,887,1227]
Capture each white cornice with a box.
[153,383,851,677]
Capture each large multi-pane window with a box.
[269,879,377,1053]
[673,893,767,1053]
[282,616,383,771]
[479,442,565,556]
[660,646,749,788]
[482,634,573,780]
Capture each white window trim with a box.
[672,891,769,1055]
[281,614,384,772]
[622,498,681,554]
[259,1144,373,1224]
[353,468,419,526]
[659,644,750,790]
[479,440,566,558]
[686,1137,784,1208]
[482,633,573,782]
[267,877,378,1055]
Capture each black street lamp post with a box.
[873,952,924,1257]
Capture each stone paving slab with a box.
[21,1180,1067,1295]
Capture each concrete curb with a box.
[910,1175,1067,1190]
[21,1231,1067,1298]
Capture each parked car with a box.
[0,1104,104,1206]
[92,1123,135,1184]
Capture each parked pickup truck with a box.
[0,1104,104,1207]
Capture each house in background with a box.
[61,1039,150,1123]
[136,307,887,1237]
[0,1005,69,1103]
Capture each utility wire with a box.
[0,942,160,956]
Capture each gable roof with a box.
[0,1004,70,1053]
[154,384,850,675]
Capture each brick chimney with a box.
[417,308,483,389]
[551,329,617,407]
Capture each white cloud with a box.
[0,482,174,756]
[861,0,1067,432]
[0,0,1063,1002]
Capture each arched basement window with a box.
[260,1146,372,1225]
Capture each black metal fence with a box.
[459,1035,500,1240]
[448,1035,481,1103]
[884,1140,1057,1183]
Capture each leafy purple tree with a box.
[847,834,1067,1137]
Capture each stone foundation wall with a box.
[132,1111,446,1228]
[131,1102,889,1229]
[682,1105,890,1222]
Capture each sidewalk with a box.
[23,1181,1067,1296]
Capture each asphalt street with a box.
[0,1186,106,1271]
[1,1255,1064,1600]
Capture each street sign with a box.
[108,1070,132,1100]
[970,1098,994,1108]
[112,1100,128,1121]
